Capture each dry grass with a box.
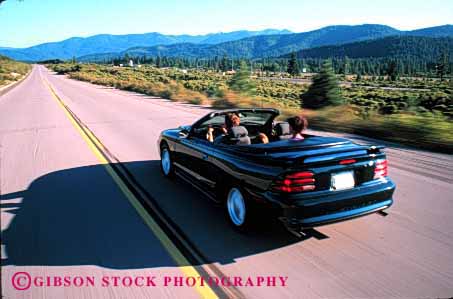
[306,106,453,153]
[69,69,209,105]
[0,55,31,87]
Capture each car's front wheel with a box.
[160,145,175,178]
[226,187,256,232]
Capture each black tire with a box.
[224,186,257,233]
[160,144,175,178]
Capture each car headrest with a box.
[236,136,251,145]
[229,126,250,145]
[230,126,248,138]
[275,122,291,136]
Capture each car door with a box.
[176,135,217,192]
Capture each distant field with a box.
[0,55,31,87]
[48,63,453,152]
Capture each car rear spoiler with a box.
[367,145,385,154]
[302,145,385,164]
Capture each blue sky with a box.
[0,0,452,48]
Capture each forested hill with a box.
[0,29,291,61]
[78,24,453,61]
[287,36,453,61]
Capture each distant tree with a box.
[219,55,229,72]
[356,73,362,81]
[300,60,342,109]
[228,61,255,95]
[156,56,161,68]
[163,56,169,67]
[287,52,300,76]
[436,51,449,81]
[337,56,348,75]
[387,60,398,81]
[299,59,306,72]
[122,53,130,65]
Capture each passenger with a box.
[287,116,308,141]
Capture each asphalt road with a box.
[1,65,453,299]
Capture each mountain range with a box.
[1,24,452,62]
[0,29,291,61]
[79,24,453,62]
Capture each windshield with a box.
[198,111,275,128]
[237,111,274,125]
[200,115,226,127]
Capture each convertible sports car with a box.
[158,108,395,233]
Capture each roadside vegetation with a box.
[47,62,453,152]
[0,55,31,87]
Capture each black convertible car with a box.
[158,108,395,232]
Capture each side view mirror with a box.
[179,128,189,138]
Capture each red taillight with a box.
[271,171,316,193]
[374,159,388,179]
[340,159,356,165]
[286,172,313,179]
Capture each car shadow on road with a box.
[1,161,328,269]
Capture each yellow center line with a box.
[42,78,218,299]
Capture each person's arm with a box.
[206,127,214,142]
[258,133,269,144]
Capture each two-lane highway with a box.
[1,65,453,298]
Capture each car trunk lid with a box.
[232,136,371,163]
[257,138,385,194]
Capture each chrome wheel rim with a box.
[227,188,246,226]
[161,149,171,175]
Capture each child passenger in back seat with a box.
[287,116,308,141]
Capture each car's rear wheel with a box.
[160,145,174,178]
[226,187,255,232]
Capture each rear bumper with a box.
[281,198,392,229]
[260,178,395,229]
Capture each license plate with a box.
[331,171,355,191]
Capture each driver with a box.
[206,112,238,142]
